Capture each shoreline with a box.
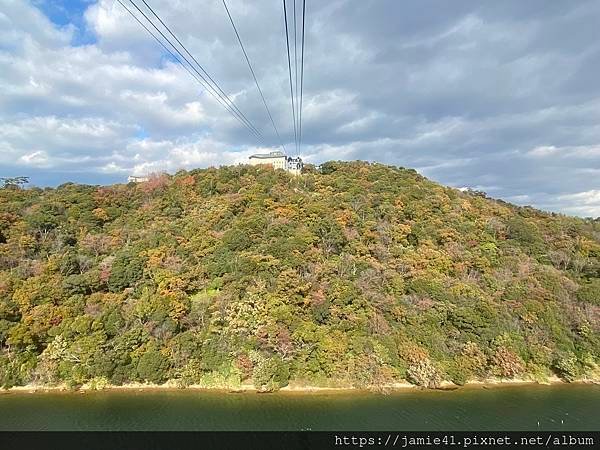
[2,376,598,395]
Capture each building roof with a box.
[249,151,286,159]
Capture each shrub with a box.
[447,342,488,385]
[235,353,254,381]
[62,274,90,295]
[108,252,144,292]
[553,352,579,382]
[60,252,80,276]
[175,359,203,388]
[252,354,290,391]
[88,376,110,390]
[491,346,524,378]
[576,279,600,305]
[446,359,469,386]
[506,217,542,246]
[136,350,170,384]
[459,342,488,377]
[406,359,442,388]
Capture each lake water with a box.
[0,385,598,431]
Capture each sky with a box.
[1,0,599,217]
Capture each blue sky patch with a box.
[33,0,97,46]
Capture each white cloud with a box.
[559,189,600,217]
[558,190,600,217]
[18,150,49,167]
[560,190,600,203]
[527,144,600,159]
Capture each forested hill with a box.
[1,161,599,391]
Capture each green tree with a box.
[251,353,290,391]
[136,349,170,384]
[108,252,144,292]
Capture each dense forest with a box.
[0,162,599,391]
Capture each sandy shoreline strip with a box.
[1,376,598,395]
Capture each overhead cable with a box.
[222,0,286,152]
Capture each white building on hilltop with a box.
[248,151,303,175]
[127,175,149,183]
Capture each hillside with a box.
[0,161,599,391]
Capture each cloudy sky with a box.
[1,0,600,217]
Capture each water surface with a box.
[0,385,598,431]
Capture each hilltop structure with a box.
[249,151,303,175]
[127,175,149,183]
